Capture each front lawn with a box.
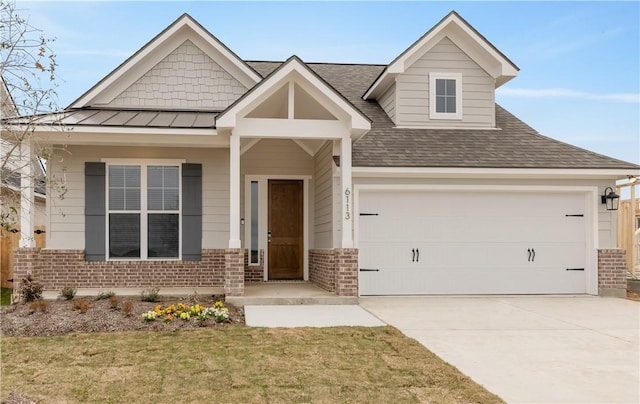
[0,288,10,306]
[1,327,503,403]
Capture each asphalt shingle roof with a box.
[248,61,637,170]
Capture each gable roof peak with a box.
[363,11,519,100]
[68,13,262,109]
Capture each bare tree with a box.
[1,0,67,233]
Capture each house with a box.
[1,78,47,288]
[4,11,638,298]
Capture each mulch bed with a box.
[626,290,640,302]
[0,294,244,337]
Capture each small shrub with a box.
[59,287,77,301]
[109,295,120,310]
[72,298,91,314]
[96,291,115,300]
[122,299,134,316]
[28,300,48,314]
[20,275,43,303]
[141,287,160,302]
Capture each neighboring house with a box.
[4,11,638,298]
[0,77,47,230]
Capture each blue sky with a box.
[16,1,640,165]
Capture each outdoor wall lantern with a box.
[601,187,620,211]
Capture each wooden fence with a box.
[617,199,640,275]
[0,226,46,288]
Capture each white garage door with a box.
[358,190,587,295]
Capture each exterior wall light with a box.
[601,187,620,211]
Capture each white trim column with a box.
[19,141,35,248]
[341,136,353,248]
[229,132,241,248]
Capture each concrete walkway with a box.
[360,296,640,404]
[245,305,385,328]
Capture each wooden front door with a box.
[268,180,303,280]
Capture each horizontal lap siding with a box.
[396,37,495,128]
[313,142,333,249]
[48,145,230,250]
[379,83,396,124]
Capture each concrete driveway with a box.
[360,296,639,404]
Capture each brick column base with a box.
[335,248,358,297]
[598,249,627,298]
[11,247,41,303]
[224,248,244,296]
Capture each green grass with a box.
[0,288,11,306]
[1,326,503,403]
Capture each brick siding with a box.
[335,248,358,297]
[244,249,264,282]
[598,249,627,297]
[309,249,336,292]
[224,249,244,296]
[12,248,229,291]
[309,248,358,296]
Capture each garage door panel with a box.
[360,267,587,295]
[358,190,587,295]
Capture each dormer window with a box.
[429,72,462,120]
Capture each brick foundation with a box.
[598,249,627,297]
[335,248,358,296]
[11,248,243,296]
[224,248,244,296]
[309,248,358,296]
[244,249,264,282]
[309,250,336,292]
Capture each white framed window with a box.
[249,180,260,265]
[105,160,182,260]
[429,72,462,120]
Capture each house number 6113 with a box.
[345,188,351,220]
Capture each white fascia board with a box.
[71,16,260,108]
[218,59,370,134]
[365,13,518,99]
[71,23,186,107]
[362,73,395,100]
[352,166,639,180]
[234,118,348,139]
[183,19,261,85]
[15,124,217,136]
[23,126,226,148]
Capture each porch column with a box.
[340,136,353,248]
[229,131,241,248]
[19,141,35,248]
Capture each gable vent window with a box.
[429,72,462,120]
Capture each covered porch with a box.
[218,55,371,296]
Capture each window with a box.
[107,163,180,259]
[249,180,259,265]
[429,73,462,120]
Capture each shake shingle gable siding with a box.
[247,61,636,170]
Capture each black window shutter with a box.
[182,163,202,261]
[85,162,106,261]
